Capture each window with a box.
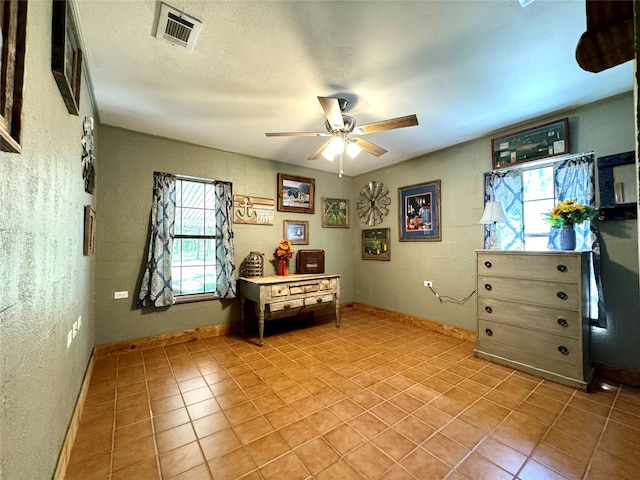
[172,178,218,298]
[522,165,556,250]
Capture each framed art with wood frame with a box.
[0,0,28,152]
[52,0,83,115]
[322,197,350,228]
[491,118,569,169]
[362,228,390,261]
[83,205,96,255]
[399,180,441,242]
[277,173,315,214]
[284,220,309,245]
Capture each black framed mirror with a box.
[597,151,638,220]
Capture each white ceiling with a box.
[74,0,633,177]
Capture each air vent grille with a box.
[156,3,202,51]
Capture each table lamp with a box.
[480,201,507,249]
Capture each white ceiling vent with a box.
[156,3,202,51]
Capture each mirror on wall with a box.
[598,151,638,220]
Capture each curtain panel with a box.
[138,172,177,307]
[483,169,524,250]
[214,181,237,299]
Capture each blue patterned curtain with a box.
[484,170,524,250]
[138,173,176,307]
[550,154,604,327]
[214,182,237,299]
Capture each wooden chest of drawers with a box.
[239,274,340,346]
[474,250,593,390]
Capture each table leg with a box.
[258,308,265,346]
[335,300,341,328]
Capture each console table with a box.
[238,273,341,346]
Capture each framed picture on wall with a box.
[362,228,390,260]
[83,205,96,255]
[277,173,315,214]
[52,0,83,115]
[321,197,350,228]
[284,220,309,245]
[0,0,28,152]
[399,180,441,242]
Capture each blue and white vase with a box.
[560,225,576,250]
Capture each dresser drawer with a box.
[478,276,580,310]
[477,298,580,338]
[318,278,337,291]
[477,253,580,283]
[290,283,319,295]
[477,320,582,379]
[271,284,290,297]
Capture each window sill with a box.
[174,293,219,304]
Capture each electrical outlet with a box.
[423,280,433,287]
[114,291,129,299]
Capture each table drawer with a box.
[477,253,580,283]
[290,283,320,295]
[477,319,582,378]
[269,298,304,313]
[318,278,337,290]
[478,276,579,310]
[271,284,290,297]
[477,298,580,338]
[304,293,335,308]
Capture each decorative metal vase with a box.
[245,251,264,277]
[559,225,576,250]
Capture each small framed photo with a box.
[322,197,350,228]
[284,220,309,245]
[277,173,315,214]
[362,228,390,261]
[399,180,441,242]
[52,0,83,115]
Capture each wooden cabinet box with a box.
[296,250,324,274]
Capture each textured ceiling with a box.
[74,0,633,177]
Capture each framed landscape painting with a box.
[277,173,315,214]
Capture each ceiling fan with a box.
[265,96,418,174]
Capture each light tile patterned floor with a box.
[65,309,640,480]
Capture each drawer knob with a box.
[485,328,493,337]
[557,318,569,327]
[316,298,323,303]
[484,284,492,291]
[283,304,291,309]
[557,291,568,300]
[484,261,492,268]
[558,345,569,355]
[484,306,493,314]
[557,264,568,273]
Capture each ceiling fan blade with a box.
[317,97,344,130]
[351,137,388,157]
[308,142,331,160]
[354,114,419,135]
[265,132,330,137]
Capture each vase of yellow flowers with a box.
[544,199,598,250]
[274,239,294,275]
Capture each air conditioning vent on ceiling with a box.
[156,3,202,51]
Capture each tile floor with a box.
[65,310,640,480]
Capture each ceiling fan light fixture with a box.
[321,147,335,161]
[346,141,362,159]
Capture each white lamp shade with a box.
[346,141,362,159]
[480,201,507,224]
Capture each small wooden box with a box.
[296,250,325,274]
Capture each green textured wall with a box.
[352,92,640,372]
[95,126,356,344]
[0,3,97,479]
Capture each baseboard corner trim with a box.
[52,350,96,480]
